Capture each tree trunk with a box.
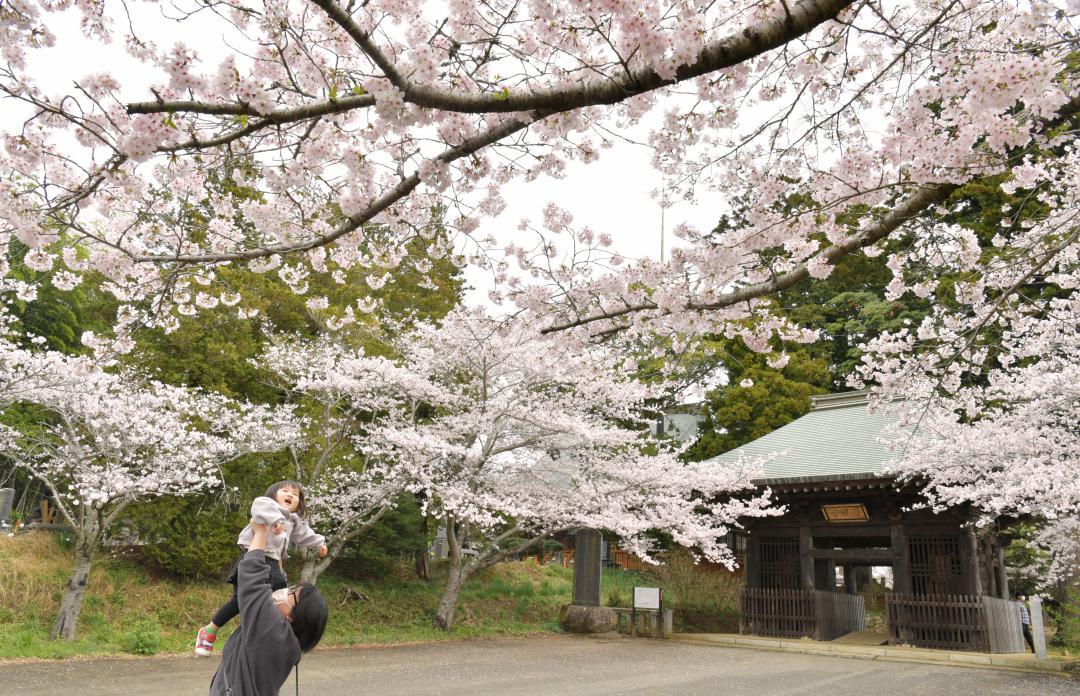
[434,517,470,631]
[415,548,431,582]
[434,562,469,631]
[51,542,93,640]
[415,509,431,581]
[298,545,340,586]
[299,549,321,585]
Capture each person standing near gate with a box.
[1015,592,1035,653]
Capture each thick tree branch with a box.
[308,0,410,90]
[126,0,852,121]
[126,94,376,119]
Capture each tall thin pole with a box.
[660,205,665,263]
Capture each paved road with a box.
[3,635,1068,695]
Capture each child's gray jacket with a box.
[237,496,326,561]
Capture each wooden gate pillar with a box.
[962,531,983,596]
[799,526,815,591]
[995,543,1009,599]
[844,565,857,594]
[746,534,761,589]
[891,524,912,594]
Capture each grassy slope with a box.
[0,533,661,660]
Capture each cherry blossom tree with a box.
[0,0,1076,583]
[0,347,303,640]
[851,146,1080,553]
[366,308,774,630]
[257,335,436,584]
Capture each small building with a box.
[650,401,705,443]
[707,391,1023,653]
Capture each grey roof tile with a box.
[705,392,902,484]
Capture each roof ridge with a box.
[810,389,871,411]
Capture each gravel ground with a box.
[2,634,1072,695]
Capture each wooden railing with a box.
[982,595,1025,654]
[740,588,816,638]
[886,593,987,651]
[815,591,866,641]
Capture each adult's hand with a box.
[249,520,270,551]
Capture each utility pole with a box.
[660,205,665,263]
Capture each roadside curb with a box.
[671,633,1074,677]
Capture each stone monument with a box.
[559,528,617,634]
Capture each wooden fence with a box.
[740,588,817,638]
[744,590,1026,653]
[886,593,987,651]
[741,588,866,640]
[982,595,1025,653]
[815,591,866,641]
[610,547,651,572]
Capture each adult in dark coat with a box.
[209,520,328,696]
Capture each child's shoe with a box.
[194,626,217,656]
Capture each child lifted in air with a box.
[195,480,327,656]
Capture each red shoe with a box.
[195,626,217,656]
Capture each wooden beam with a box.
[803,524,892,537]
[810,548,894,562]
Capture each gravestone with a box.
[0,488,13,528]
[572,528,602,607]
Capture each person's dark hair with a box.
[264,480,307,518]
[291,583,327,653]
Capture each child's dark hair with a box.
[291,582,328,653]
[264,480,307,518]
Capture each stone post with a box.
[1029,596,1048,660]
[0,488,13,529]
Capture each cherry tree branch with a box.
[126,0,853,120]
[541,93,1080,334]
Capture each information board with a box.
[633,586,662,610]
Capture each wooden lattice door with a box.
[908,536,964,595]
[759,536,800,590]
